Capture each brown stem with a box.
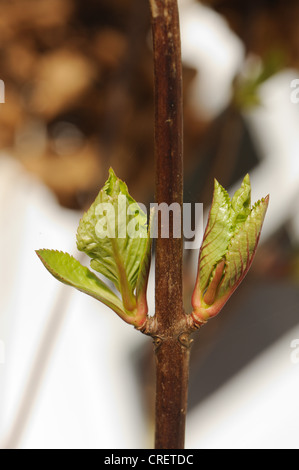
[154,337,190,449]
[149,0,190,449]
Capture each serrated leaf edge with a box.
[36,249,143,326]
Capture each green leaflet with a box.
[217,198,268,298]
[198,175,251,294]
[136,208,155,300]
[198,174,252,294]
[198,180,233,294]
[192,174,269,323]
[36,169,152,328]
[76,168,148,312]
[36,250,125,318]
[231,173,251,225]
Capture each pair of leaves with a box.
[37,169,269,329]
[192,174,269,323]
[37,169,152,328]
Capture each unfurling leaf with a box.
[36,250,125,318]
[36,169,152,328]
[76,168,149,312]
[192,174,269,324]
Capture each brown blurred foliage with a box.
[0,0,207,209]
[201,0,299,65]
[2,0,298,211]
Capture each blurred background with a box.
[0,0,299,449]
